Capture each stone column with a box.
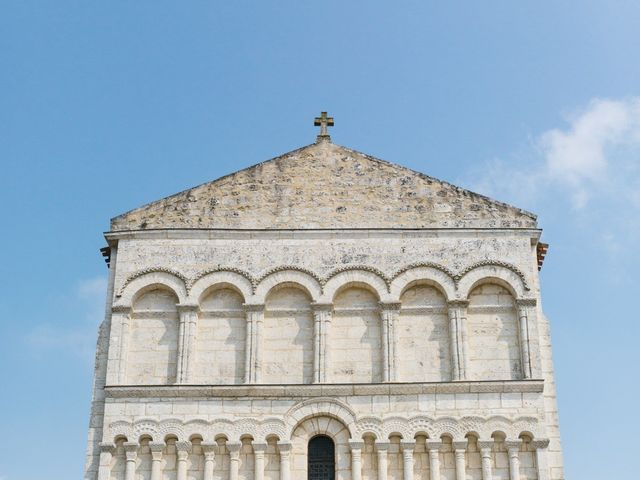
[401,441,416,480]
[477,441,493,480]
[244,304,265,383]
[505,442,521,480]
[253,442,267,480]
[228,442,242,480]
[531,439,550,480]
[97,443,115,480]
[278,442,292,480]
[312,303,333,383]
[453,441,467,480]
[123,442,138,480]
[312,305,321,383]
[447,301,469,380]
[349,441,364,480]
[176,442,191,480]
[149,443,164,480]
[202,443,217,480]
[111,306,132,384]
[516,299,536,379]
[376,442,390,480]
[426,441,442,480]
[380,303,400,382]
[176,304,199,384]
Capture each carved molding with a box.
[104,380,544,399]
[102,410,546,446]
[115,260,533,306]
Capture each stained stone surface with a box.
[111,141,536,231]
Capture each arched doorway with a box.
[308,435,335,480]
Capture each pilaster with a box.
[244,304,265,383]
[278,442,292,480]
[227,442,242,480]
[149,443,164,480]
[202,443,217,480]
[97,443,115,480]
[376,441,390,480]
[176,304,199,384]
[123,442,138,480]
[253,442,268,480]
[477,441,494,480]
[401,441,416,480]
[109,305,132,384]
[447,300,469,380]
[380,302,401,382]
[505,441,521,480]
[349,441,364,480]
[453,441,467,480]
[311,303,333,383]
[426,441,443,480]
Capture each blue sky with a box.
[1,1,639,478]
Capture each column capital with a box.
[124,442,138,459]
[99,442,116,454]
[379,302,401,311]
[348,440,364,450]
[177,303,200,313]
[516,298,537,308]
[243,303,265,312]
[278,442,292,453]
[227,442,243,456]
[400,440,416,452]
[111,304,132,314]
[477,440,494,451]
[447,299,469,309]
[452,441,467,451]
[311,302,333,312]
[252,442,268,453]
[202,442,217,453]
[176,441,191,453]
[149,442,165,460]
[426,440,444,451]
[505,441,521,455]
[375,441,391,452]
[531,439,550,449]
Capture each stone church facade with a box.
[85,121,564,480]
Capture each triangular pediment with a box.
[111,141,536,231]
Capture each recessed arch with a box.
[390,266,456,301]
[116,270,188,307]
[320,269,389,303]
[457,263,528,299]
[254,269,322,303]
[189,270,253,305]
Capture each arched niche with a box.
[263,284,314,384]
[127,286,179,385]
[397,282,451,382]
[467,282,522,380]
[193,285,246,385]
[330,285,382,383]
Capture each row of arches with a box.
[111,265,536,386]
[102,412,547,480]
[116,263,530,306]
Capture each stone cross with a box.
[314,111,334,138]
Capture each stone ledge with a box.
[104,380,544,399]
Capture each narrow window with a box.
[308,435,335,480]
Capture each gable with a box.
[110,141,536,231]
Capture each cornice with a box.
[104,379,544,399]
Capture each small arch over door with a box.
[308,435,335,480]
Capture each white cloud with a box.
[26,276,107,361]
[469,97,640,211]
[464,97,640,257]
[540,97,640,208]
